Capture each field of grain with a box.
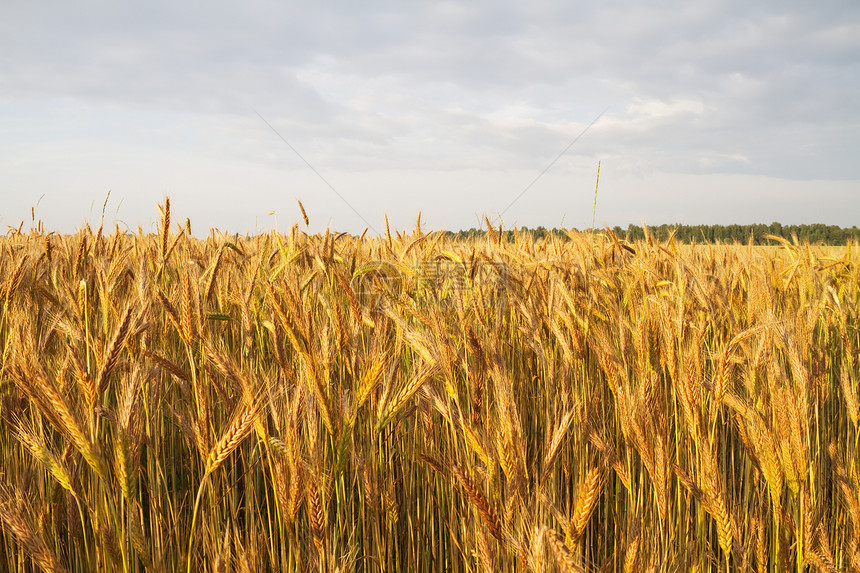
[1,203,858,572]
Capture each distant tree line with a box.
[445,223,860,245]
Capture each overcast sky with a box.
[2,1,859,235]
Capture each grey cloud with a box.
[2,0,858,231]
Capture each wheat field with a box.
[0,202,858,572]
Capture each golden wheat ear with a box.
[204,397,261,477]
[451,464,503,542]
[545,527,584,573]
[297,199,310,228]
[158,197,170,262]
[14,422,79,500]
[92,304,135,403]
[188,395,262,573]
[571,466,604,539]
[0,485,68,573]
